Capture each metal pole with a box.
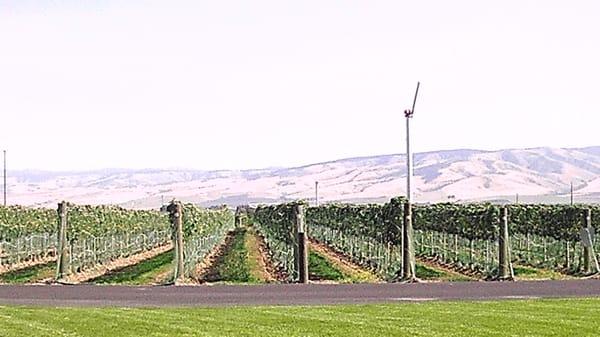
[402,201,415,280]
[402,82,419,282]
[405,82,419,202]
[315,181,319,207]
[406,118,412,202]
[3,150,6,206]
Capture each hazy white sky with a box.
[0,0,598,171]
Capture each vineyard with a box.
[251,199,600,282]
[0,198,599,286]
[0,202,234,284]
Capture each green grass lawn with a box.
[0,298,598,336]
[0,262,55,284]
[89,250,174,285]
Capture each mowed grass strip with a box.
[209,228,260,283]
[89,249,173,285]
[243,227,274,282]
[0,262,54,284]
[308,250,346,281]
[0,298,599,336]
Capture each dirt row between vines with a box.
[0,254,57,276]
[192,227,281,283]
[191,229,238,282]
[308,239,380,283]
[245,227,279,282]
[310,239,484,283]
[415,256,479,281]
[57,243,174,284]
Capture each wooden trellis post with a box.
[55,201,69,281]
[234,206,243,227]
[582,209,599,274]
[167,201,184,284]
[497,206,513,280]
[294,204,308,284]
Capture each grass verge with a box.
[0,298,598,336]
[0,262,54,284]
[89,250,173,285]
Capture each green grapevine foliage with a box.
[67,205,169,240]
[181,203,235,277]
[306,197,405,244]
[0,206,56,240]
[413,203,501,240]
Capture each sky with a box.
[0,0,598,171]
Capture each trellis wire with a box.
[0,232,56,267]
[68,229,170,274]
[254,221,295,281]
[415,230,499,276]
[510,232,585,272]
[310,224,402,280]
[182,223,233,277]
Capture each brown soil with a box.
[57,244,173,284]
[184,227,235,285]
[150,266,174,285]
[245,228,277,282]
[416,256,479,281]
[193,230,238,283]
[251,228,287,282]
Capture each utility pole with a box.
[3,150,6,206]
[405,82,419,202]
[402,81,420,281]
[314,181,319,207]
[570,182,574,205]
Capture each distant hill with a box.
[4,146,600,208]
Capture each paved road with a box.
[0,280,599,307]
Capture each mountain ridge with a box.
[3,146,600,208]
